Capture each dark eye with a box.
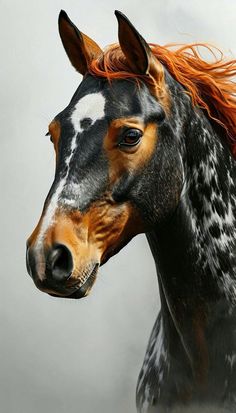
[119,128,143,147]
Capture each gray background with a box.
[1,1,236,413]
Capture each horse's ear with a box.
[58,10,102,75]
[115,10,152,75]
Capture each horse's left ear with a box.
[115,10,153,75]
[58,10,102,75]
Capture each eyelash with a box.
[45,131,53,142]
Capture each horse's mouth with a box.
[48,263,99,299]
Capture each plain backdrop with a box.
[1,1,236,413]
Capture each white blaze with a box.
[34,92,106,277]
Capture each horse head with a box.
[26,11,184,298]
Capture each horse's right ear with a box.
[58,10,102,75]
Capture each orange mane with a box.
[89,43,236,158]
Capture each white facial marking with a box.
[34,92,106,278]
[71,92,106,133]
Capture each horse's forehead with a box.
[70,92,106,134]
[68,77,145,126]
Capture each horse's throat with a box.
[147,227,209,382]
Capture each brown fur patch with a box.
[104,118,158,183]
[84,199,143,263]
[49,120,61,161]
[52,200,143,277]
[28,197,143,289]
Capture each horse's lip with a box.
[48,263,99,299]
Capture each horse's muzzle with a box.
[26,243,98,298]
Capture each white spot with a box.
[71,92,106,133]
[226,353,236,369]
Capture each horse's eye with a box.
[119,129,143,147]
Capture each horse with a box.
[26,10,236,413]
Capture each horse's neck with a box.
[148,110,236,394]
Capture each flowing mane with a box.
[89,43,236,157]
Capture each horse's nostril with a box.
[46,244,73,282]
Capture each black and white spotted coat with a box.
[136,73,236,413]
